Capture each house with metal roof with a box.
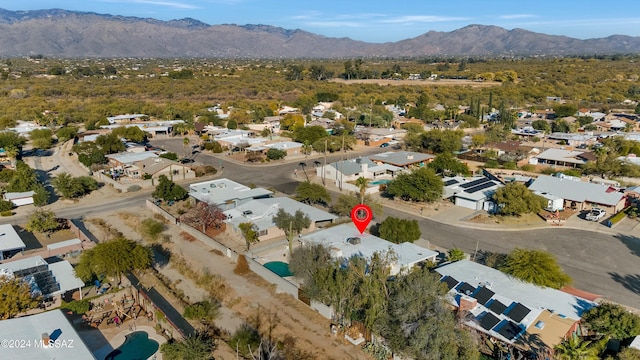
[224,197,337,241]
[3,190,35,206]
[528,175,626,213]
[369,151,435,168]
[443,176,503,211]
[436,260,595,356]
[106,151,158,167]
[533,148,594,168]
[189,178,273,211]
[132,157,195,180]
[0,223,26,260]
[300,223,437,276]
[0,309,96,360]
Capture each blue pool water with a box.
[105,331,159,360]
[369,179,391,185]
[264,261,294,277]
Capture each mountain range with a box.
[0,8,639,58]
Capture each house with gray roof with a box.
[436,260,595,356]
[189,178,272,211]
[301,223,437,276]
[0,310,96,360]
[132,157,195,180]
[528,175,626,213]
[369,151,435,168]
[533,149,594,168]
[443,176,503,211]
[224,197,337,241]
[0,223,26,260]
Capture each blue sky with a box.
[2,1,640,43]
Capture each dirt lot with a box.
[329,78,502,87]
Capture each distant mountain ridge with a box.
[0,8,638,58]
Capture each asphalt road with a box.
[147,137,640,309]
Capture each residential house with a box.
[134,157,195,180]
[533,148,595,168]
[0,224,26,260]
[317,158,377,186]
[528,175,626,213]
[0,310,96,360]
[443,176,503,211]
[0,255,85,300]
[3,191,35,206]
[188,178,273,211]
[224,197,337,241]
[300,223,438,276]
[100,120,184,136]
[545,133,597,147]
[369,151,435,169]
[106,151,158,168]
[436,260,595,356]
[265,141,303,156]
[106,114,147,124]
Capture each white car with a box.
[585,208,606,221]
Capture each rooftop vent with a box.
[346,237,361,245]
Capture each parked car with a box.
[180,158,194,164]
[379,143,390,148]
[585,208,606,221]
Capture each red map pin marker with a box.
[350,204,373,234]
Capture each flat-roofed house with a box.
[528,175,625,213]
[189,178,273,211]
[436,260,595,357]
[0,223,26,260]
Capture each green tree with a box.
[447,248,466,262]
[95,133,126,154]
[0,199,13,212]
[377,217,421,243]
[159,152,178,161]
[25,209,59,235]
[617,347,640,360]
[552,119,571,133]
[273,208,311,255]
[377,267,479,360]
[295,181,331,206]
[554,337,599,360]
[492,182,546,216]
[55,126,79,142]
[428,152,470,176]
[532,120,551,133]
[354,176,369,204]
[420,129,464,153]
[152,175,188,201]
[140,218,165,242]
[386,167,443,202]
[74,237,152,284]
[0,276,41,319]
[331,193,383,219]
[112,126,147,142]
[51,172,98,199]
[0,132,26,150]
[226,119,237,130]
[289,244,332,288]
[29,128,53,149]
[554,104,578,117]
[239,222,259,251]
[292,125,328,144]
[161,333,215,360]
[582,303,640,340]
[500,248,572,289]
[266,148,286,160]
[72,141,106,167]
[32,183,50,207]
[183,300,220,323]
[6,161,37,192]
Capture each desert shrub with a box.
[141,218,165,242]
[0,210,13,217]
[64,299,90,314]
[0,200,13,212]
[234,255,250,275]
[127,185,142,192]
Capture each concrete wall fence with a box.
[145,199,178,225]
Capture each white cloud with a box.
[380,15,469,24]
[499,14,536,20]
[97,0,201,10]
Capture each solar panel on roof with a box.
[487,300,508,315]
[460,178,491,189]
[471,286,495,305]
[478,312,500,331]
[496,320,522,340]
[457,282,475,296]
[442,276,459,290]
[466,181,496,194]
[444,179,459,186]
[506,303,531,323]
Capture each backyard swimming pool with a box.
[369,179,391,185]
[264,261,294,277]
[104,331,159,360]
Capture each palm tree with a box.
[183,137,190,158]
[554,336,599,360]
[355,177,369,204]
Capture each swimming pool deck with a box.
[84,322,166,360]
